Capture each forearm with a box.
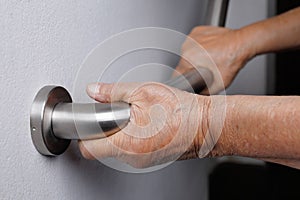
[204,95,300,160]
[239,7,300,57]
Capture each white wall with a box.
[0,0,268,199]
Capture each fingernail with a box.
[87,83,99,97]
[87,83,109,102]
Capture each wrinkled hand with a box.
[174,26,255,94]
[79,82,209,168]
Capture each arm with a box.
[242,7,300,55]
[208,96,300,164]
[175,7,300,94]
[79,83,300,170]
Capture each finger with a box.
[200,88,211,95]
[78,129,142,160]
[172,50,213,79]
[86,82,141,103]
[78,140,96,159]
[200,82,222,95]
[79,137,115,159]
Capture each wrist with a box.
[234,28,258,63]
[194,95,209,157]
[195,95,249,158]
[195,95,229,158]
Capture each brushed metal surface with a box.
[52,102,130,140]
[30,86,72,156]
[204,0,229,26]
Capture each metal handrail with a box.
[30,0,229,156]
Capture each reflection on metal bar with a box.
[204,0,229,26]
[30,0,229,156]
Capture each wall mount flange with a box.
[30,86,72,156]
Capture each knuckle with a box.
[182,51,194,62]
[190,26,200,34]
[190,26,208,34]
[135,83,155,96]
[181,42,190,52]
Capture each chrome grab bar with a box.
[51,68,213,141]
[204,0,229,26]
[30,68,213,156]
[30,0,229,156]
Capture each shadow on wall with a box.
[58,142,213,200]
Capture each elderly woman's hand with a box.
[78,82,212,168]
[174,26,255,94]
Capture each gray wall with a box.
[226,0,268,95]
[0,0,268,199]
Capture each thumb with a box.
[86,82,141,103]
[172,59,194,78]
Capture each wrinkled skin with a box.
[79,83,300,170]
[79,82,209,168]
[79,7,300,169]
[173,26,254,94]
